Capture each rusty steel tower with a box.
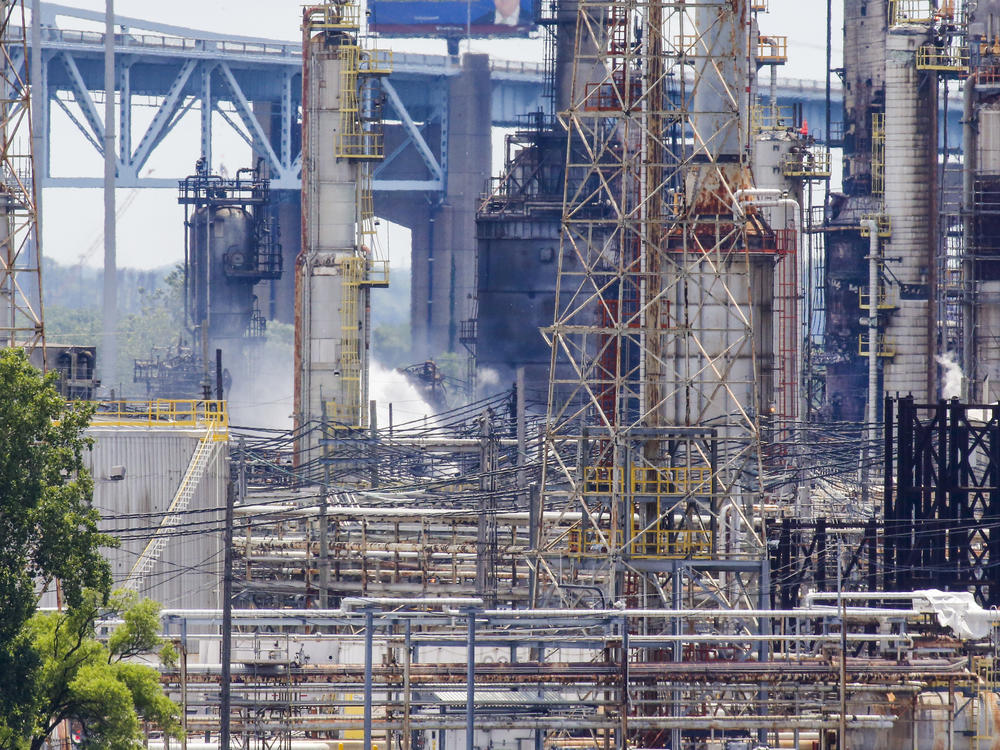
[534,0,783,614]
[0,0,43,355]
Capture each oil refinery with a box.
[9,0,1000,748]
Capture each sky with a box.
[36,0,844,273]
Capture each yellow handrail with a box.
[89,400,228,440]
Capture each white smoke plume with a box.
[478,367,501,388]
[370,360,436,428]
[936,352,964,401]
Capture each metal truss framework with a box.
[22,2,519,194]
[884,396,1000,606]
[0,0,43,353]
[536,0,778,620]
[25,3,848,194]
[156,604,983,750]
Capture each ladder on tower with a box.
[123,425,219,591]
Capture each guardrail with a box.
[89,399,228,440]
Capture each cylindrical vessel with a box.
[188,205,256,343]
[882,24,937,401]
[692,0,748,162]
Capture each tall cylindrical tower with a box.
[881,22,937,401]
[296,4,390,460]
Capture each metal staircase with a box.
[123,424,219,591]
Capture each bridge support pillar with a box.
[409,53,491,361]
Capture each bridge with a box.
[21,1,962,357]
[25,1,852,193]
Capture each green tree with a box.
[0,349,114,740]
[23,589,182,750]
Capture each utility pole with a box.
[101,0,117,387]
[219,439,239,748]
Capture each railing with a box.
[629,528,714,559]
[859,333,895,358]
[859,285,899,310]
[871,113,886,197]
[888,0,936,25]
[362,258,390,287]
[860,213,892,237]
[305,2,361,31]
[90,400,228,439]
[568,522,713,559]
[782,148,832,178]
[757,35,788,65]
[916,44,969,73]
[583,465,617,494]
[751,104,796,132]
[631,465,713,496]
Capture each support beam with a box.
[382,79,443,181]
[218,61,283,178]
[129,58,196,173]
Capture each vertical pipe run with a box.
[963,76,977,385]
[862,220,879,506]
[180,621,188,750]
[364,608,374,750]
[403,619,412,750]
[30,0,41,233]
[466,610,476,750]
[220,439,237,749]
[102,0,116,388]
[516,366,526,489]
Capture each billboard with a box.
[369,0,538,37]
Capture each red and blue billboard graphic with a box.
[370,0,538,37]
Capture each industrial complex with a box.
[7,0,1000,747]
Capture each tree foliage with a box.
[45,264,186,391]
[21,590,182,750]
[0,348,113,742]
[0,348,113,632]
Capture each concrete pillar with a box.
[882,25,937,402]
[410,53,492,360]
[268,190,301,325]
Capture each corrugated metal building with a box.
[88,427,227,610]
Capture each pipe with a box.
[101,0,117,389]
[863,218,879,505]
[234,505,582,523]
[341,596,484,612]
[157,605,944,623]
[363,608,373,750]
[963,73,978,384]
[148,744,340,750]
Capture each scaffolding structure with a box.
[0,0,43,354]
[536,0,780,614]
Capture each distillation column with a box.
[966,1,1000,399]
[822,0,887,421]
[296,3,389,456]
[881,14,937,402]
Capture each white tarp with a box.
[912,589,995,640]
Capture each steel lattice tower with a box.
[534,0,780,611]
[0,1,43,354]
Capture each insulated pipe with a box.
[863,219,879,503]
[156,606,968,623]
[234,505,583,523]
[963,73,978,384]
[341,596,484,612]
